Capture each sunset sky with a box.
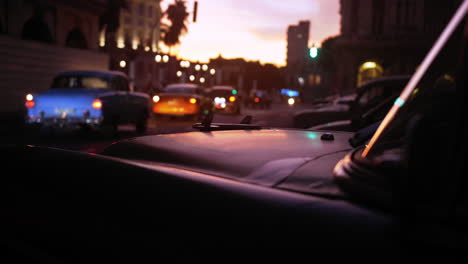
[160,0,341,67]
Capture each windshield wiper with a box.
[193,113,262,131]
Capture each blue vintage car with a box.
[26,70,151,133]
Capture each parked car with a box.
[25,70,151,134]
[293,75,411,130]
[205,85,241,114]
[151,83,212,120]
[244,89,272,109]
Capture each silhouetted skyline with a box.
[161,0,340,66]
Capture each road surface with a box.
[4,102,314,153]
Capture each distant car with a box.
[244,90,272,109]
[26,70,151,134]
[205,85,241,115]
[294,75,411,130]
[151,83,212,120]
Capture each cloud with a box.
[250,26,286,41]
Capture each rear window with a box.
[165,86,198,95]
[51,76,110,89]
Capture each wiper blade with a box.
[192,123,262,131]
[193,114,262,131]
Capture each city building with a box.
[100,0,162,52]
[334,0,462,95]
[99,0,169,94]
[286,20,310,89]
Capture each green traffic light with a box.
[310,47,318,58]
[232,90,238,95]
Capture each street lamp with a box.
[119,60,126,68]
[189,75,195,82]
[176,71,183,77]
[210,69,216,75]
[195,64,201,71]
[202,64,208,71]
[163,55,169,63]
[200,77,206,84]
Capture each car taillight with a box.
[92,99,102,109]
[189,98,197,104]
[254,97,260,103]
[153,95,160,103]
[25,101,35,108]
[229,96,236,102]
[25,94,35,108]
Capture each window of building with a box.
[148,6,153,17]
[124,15,132,24]
[396,0,416,28]
[372,0,385,35]
[21,15,54,43]
[65,27,87,49]
[350,0,360,34]
[139,3,145,16]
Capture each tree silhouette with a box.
[163,0,189,50]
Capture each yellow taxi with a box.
[152,83,211,119]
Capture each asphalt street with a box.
[5,102,312,153]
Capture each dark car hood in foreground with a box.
[101,129,354,199]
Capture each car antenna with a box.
[201,111,214,128]
[240,115,252,124]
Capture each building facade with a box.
[334,0,461,95]
[0,0,109,127]
[100,0,162,52]
[99,0,169,94]
[286,20,310,73]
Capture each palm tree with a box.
[163,0,190,52]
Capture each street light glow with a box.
[180,61,191,68]
[210,69,216,75]
[195,64,201,71]
[119,60,126,68]
[176,71,183,77]
[155,55,162,63]
[202,64,208,71]
[362,61,377,69]
[200,77,206,83]
[189,75,195,81]
[163,55,169,63]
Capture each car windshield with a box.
[51,76,110,89]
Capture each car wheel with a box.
[100,116,118,138]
